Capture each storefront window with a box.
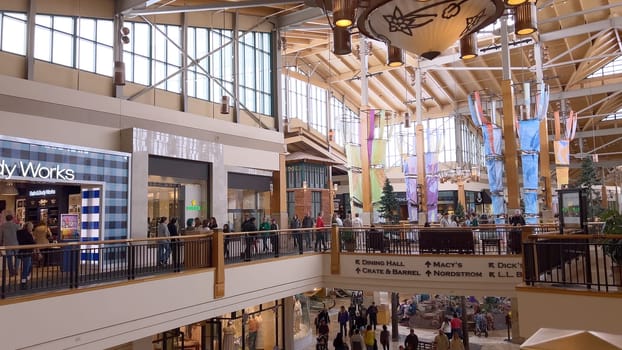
[293,294,312,347]
[227,188,271,232]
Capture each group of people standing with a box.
[241,215,279,260]
[289,211,329,252]
[155,216,219,267]
[0,213,53,288]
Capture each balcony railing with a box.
[1,234,212,299]
[6,224,603,300]
[523,233,622,292]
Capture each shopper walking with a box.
[315,212,327,252]
[157,217,171,266]
[16,221,35,289]
[0,214,20,277]
[404,328,418,350]
[379,325,390,350]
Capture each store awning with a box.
[521,328,622,350]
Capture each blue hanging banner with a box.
[518,119,541,152]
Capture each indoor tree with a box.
[378,178,400,224]
[577,156,603,220]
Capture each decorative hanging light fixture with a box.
[333,26,352,55]
[333,0,357,28]
[113,61,126,86]
[515,1,537,36]
[459,33,479,60]
[505,0,528,6]
[220,95,230,114]
[356,0,504,60]
[386,45,404,67]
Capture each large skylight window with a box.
[602,108,622,121]
[587,55,622,79]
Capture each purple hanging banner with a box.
[404,156,418,222]
[425,152,439,223]
[367,109,375,163]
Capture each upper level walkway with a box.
[0,224,620,349]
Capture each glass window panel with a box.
[54,16,74,34]
[96,44,113,76]
[35,14,52,27]
[125,53,134,81]
[3,14,27,55]
[133,22,150,56]
[166,26,181,65]
[34,26,52,61]
[78,18,95,40]
[154,25,166,61]
[196,72,208,99]
[78,38,95,71]
[187,70,196,97]
[52,31,73,66]
[134,55,150,85]
[97,19,113,46]
[196,28,208,57]
[154,61,166,87]
[167,65,181,92]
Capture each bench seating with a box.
[418,228,475,254]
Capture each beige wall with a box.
[517,287,622,338]
[0,53,26,78]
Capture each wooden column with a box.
[539,118,553,209]
[458,180,466,208]
[271,153,288,230]
[360,110,372,224]
[502,79,520,211]
[212,230,225,298]
[330,225,340,274]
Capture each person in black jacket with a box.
[168,218,180,271]
[242,217,257,261]
[16,222,35,288]
[404,328,419,350]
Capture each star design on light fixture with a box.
[460,8,487,37]
[383,6,436,36]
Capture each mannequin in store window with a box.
[294,297,303,333]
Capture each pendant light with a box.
[333,0,357,28]
[220,95,231,114]
[459,33,478,60]
[333,26,352,55]
[386,45,404,67]
[515,1,537,36]
[505,0,527,6]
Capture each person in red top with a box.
[315,212,327,251]
[450,313,463,339]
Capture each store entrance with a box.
[148,182,184,237]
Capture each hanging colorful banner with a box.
[469,92,506,220]
[425,152,439,223]
[371,139,387,166]
[370,168,387,204]
[404,156,418,222]
[346,144,364,210]
[367,110,376,162]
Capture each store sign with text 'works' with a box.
[341,255,523,283]
[0,160,75,181]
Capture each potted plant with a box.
[601,209,622,285]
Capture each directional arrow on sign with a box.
[356,267,361,274]
[426,270,431,277]
[425,261,431,268]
